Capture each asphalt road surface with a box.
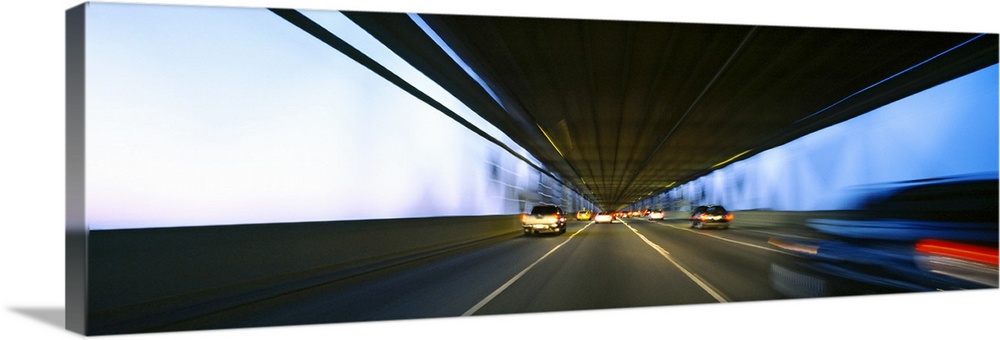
[148,217,810,332]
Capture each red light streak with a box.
[916,239,999,266]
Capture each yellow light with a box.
[536,124,565,158]
[768,238,818,255]
[712,149,753,169]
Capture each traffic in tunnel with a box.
[68,2,998,336]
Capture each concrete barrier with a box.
[659,210,860,229]
[731,210,860,228]
[666,210,859,233]
[87,214,523,334]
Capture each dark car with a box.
[690,205,733,229]
[768,174,999,298]
[521,205,568,235]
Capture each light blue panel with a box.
[663,64,998,211]
[85,4,583,229]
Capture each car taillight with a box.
[916,239,998,266]
[725,213,734,221]
[915,239,998,287]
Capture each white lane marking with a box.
[620,220,729,303]
[653,220,784,254]
[462,222,593,316]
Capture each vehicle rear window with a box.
[530,206,561,215]
[697,206,727,214]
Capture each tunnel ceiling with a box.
[340,11,998,211]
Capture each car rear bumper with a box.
[523,224,564,232]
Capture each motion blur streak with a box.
[768,238,819,255]
[683,228,784,254]
[916,240,999,265]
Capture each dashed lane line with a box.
[620,220,729,303]
[461,222,593,316]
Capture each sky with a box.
[2,1,998,340]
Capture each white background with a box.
[2,1,997,339]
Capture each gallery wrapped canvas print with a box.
[66,1,998,336]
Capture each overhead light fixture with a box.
[536,124,566,158]
[712,149,752,169]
